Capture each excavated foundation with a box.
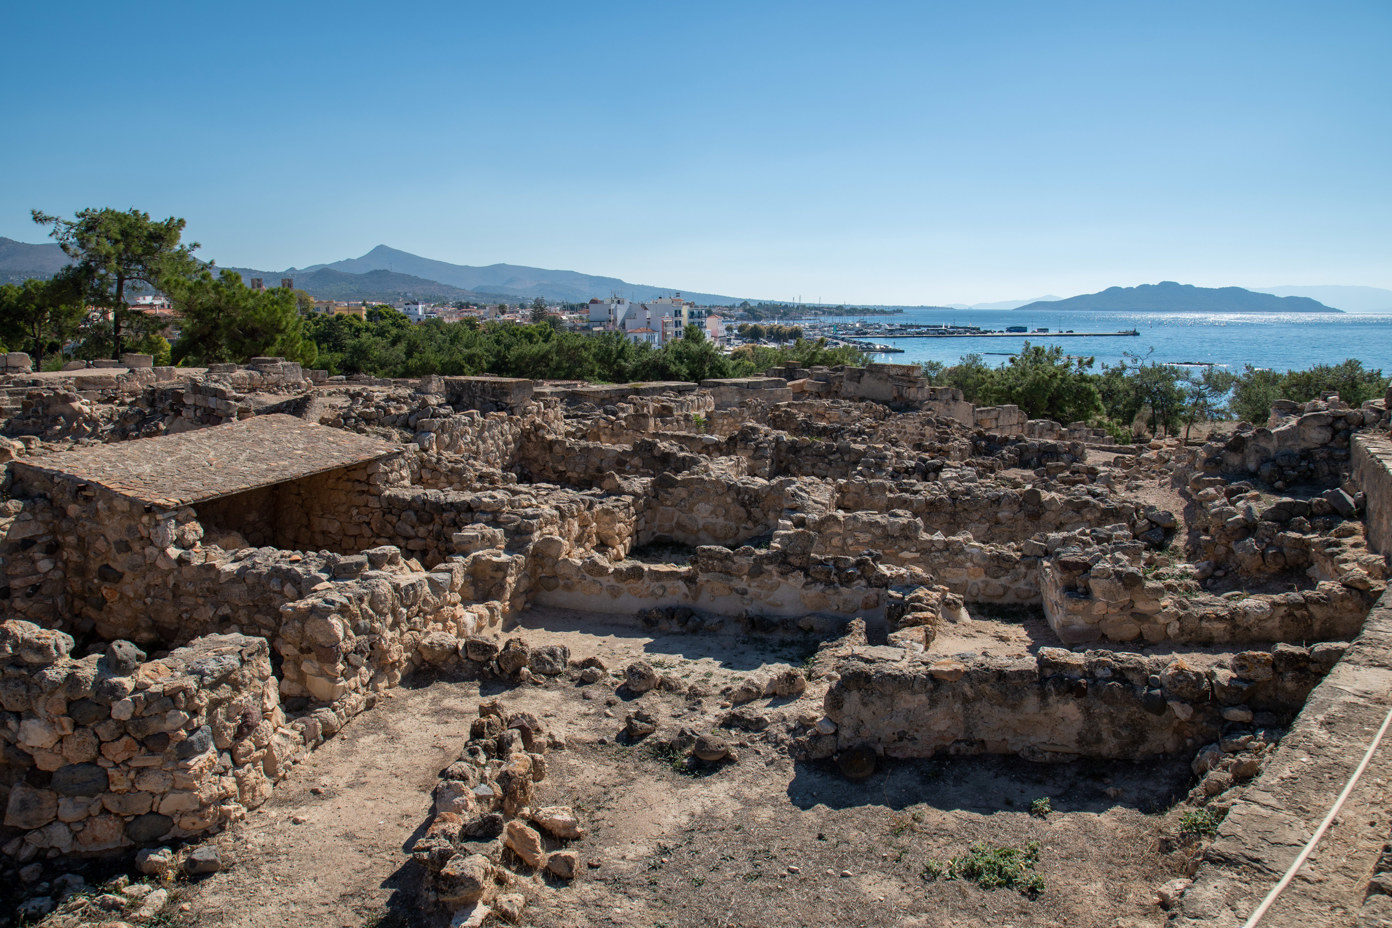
[0,360,1389,927]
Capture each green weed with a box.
[922,841,1045,897]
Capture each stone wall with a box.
[972,404,1026,434]
[817,641,1339,762]
[1354,433,1392,556]
[0,495,62,628]
[1184,470,1372,578]
[699,377,793,408]
[0,626,283,862]
[834,478,1144,546]
[807,514,1041,604]
[374,483,640,567]
[531,533,922,622]
[1187,405,1385,490]
[1040,538,1378,645]
[515,435,707,488]
[641,473,805,548]
[444,377,534,415]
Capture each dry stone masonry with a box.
[0,359,1390,925]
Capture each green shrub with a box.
[1179,808,1221,838]
[922,840,1045,896]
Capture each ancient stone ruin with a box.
[1,357,1391,926]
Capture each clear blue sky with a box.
[2,0,1388,304]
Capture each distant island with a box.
[1015,281,1342,314]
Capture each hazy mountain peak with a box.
[1015,281,1341,314]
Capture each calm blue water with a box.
[810,309,1392,373]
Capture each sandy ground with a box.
[170,610,1199,928]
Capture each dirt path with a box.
[173,677,482,928]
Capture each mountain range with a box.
[5,236,1391,312]
[1014,281,1343,314]
[279,245,742,305]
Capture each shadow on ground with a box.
[787,754,1194,815]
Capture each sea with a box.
[805,309,1392,374]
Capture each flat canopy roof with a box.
[14,414,402,508]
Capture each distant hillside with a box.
[1253,285,1392,313]
[0,239,747,304]
[297,245,743,304]
[1015,281,1341,314]
[0,237,66,283]
[223,266,509,304]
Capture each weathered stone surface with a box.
[51,763,110,797]
[694,733,732,763]
[437,853,493,905]
[532,806,584,840]
[624,661,659,694]
[4,784,58,829]
[503,820,546,868]
[184,845,222,874]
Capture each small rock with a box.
[1201,770,1235,797]
[768,669,808,698]
[465,637,500,663]
[625,661,659,694]
[1155,877,1192,909]
[496,639,531,676]
[16,897,54,920]
[728,680,764,704]
[136,846,175,876]
[546,849,580,880]
[53,873,88,899]
[102,640,146,676]
[504,820,547,868]
[532,806,585,840]
[694,733,732,763]
[529,644,570,676]
[1231,757,1263,780]
[721,708,769,732]
[494,892,527,923]
[450,902,492,928]
[436,853,493,906]
[130,887,169,922]
[460,812,505,840]
[184,845,222,875]
[625,710,657,740]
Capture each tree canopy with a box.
[922,345,1388,441]
[0,271,86,369]
[31,207,199,359]
[168,269,317,366]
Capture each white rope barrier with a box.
[1241,698,1392,927]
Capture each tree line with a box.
[306,310,866,382]
[923,344,1387,441]
[0,207,866,383]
